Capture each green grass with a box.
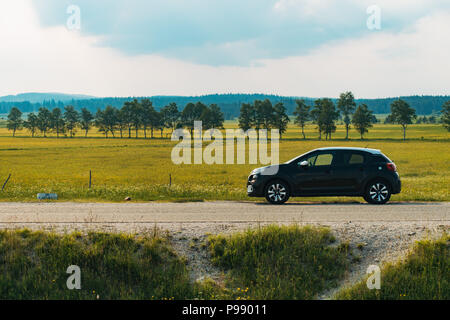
[0,123,448,202]
[335,234,449,300]
[0,227,447,300]
[207,225,349,300]
[0,229,195,300]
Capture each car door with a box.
[332,151,367,193]
[292,151,338,195]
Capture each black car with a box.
[247,147,401,204]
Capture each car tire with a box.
[264,180,290,204]
[364,180,391,204]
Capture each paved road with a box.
[0,201,448,224]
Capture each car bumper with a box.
[247,175,266,197]
[392,178,401,194]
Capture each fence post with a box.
[89,170,92,189]
[2,174,11,191]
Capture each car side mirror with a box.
[299,160,309,168]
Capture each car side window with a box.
[304,153,334,167]
[345,153,365,165]
[305,155,317,166]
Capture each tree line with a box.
[3,94,449,117]
[6,100,224,139]
[6,94,450,140]
[238,92,450,140]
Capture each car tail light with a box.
[386,163,397,172]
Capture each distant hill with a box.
[0,92,95,103]
[0,93,448,119]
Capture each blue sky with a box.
[0,1,449,97]
[32,0,450,66]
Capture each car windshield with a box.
[285,151,313,164]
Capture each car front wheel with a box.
[364,181,391,204]
[265,180,290,204]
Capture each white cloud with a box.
[0,0,448,98]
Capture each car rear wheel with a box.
[364,181,391,204]
[265,180,290,204]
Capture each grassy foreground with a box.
[0,123,448,202]
[336,234,449,300]
[0,227,448,300]
[207,225,349,299]
[0,226,349,300]
[0,229,194,299]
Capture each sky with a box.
[0,0,449,98]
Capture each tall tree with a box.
[95,106,117,138]
[121,101,134,138]
[64,105,79,137]
[7,107,23,137]
[207,104,224,129]
[180,103,195,135]
[156,111,165,138]
[272,102,290,139]
[80,108,94,137]
[238,103,255,132]
[24,113,39,137]
[37,107,52,137]
[293,99,310,139]
[149,105,161,139]
[312,99,339,140]
[253,100,264,132]
[160,103,180,135]
[352,104,374,139]
[259,99,274,130]
[94,109,107,138]
[441,101,450,132]
[181,102,207,135]
[116,107,128,138]
[201,108,213,131]
[390,99,416,140]
[51,108,65,138]
[129,99,143,138]
[141,99,157,139]
[337,91,356,140]
[310,104,322,140]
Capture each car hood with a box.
[250,163,288,176]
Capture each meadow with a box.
[0,122,448,202]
